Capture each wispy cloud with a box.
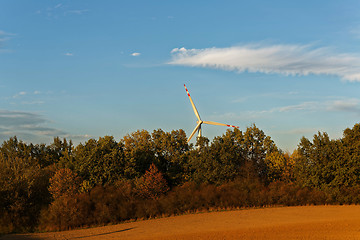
[277,102,317,112]
[8,91,45,105]
[267,98,360,114]
[259,98,360,114]
[0,110,67,142]
[0,110,46,127]
[284,128,320,135]
[37,4,89,19]
[0,30,15,51]
[21,101,45,105]
[350,25,360,39]
[210,98,360,123]
[12,91,27,98]
[169,44,360,82]
[54,3,63,9]
[0,30,15,37]
[131,52,141,57]
[65,9,89,15]
[327,99,360,113]
[64,52,73,56]
[232,91,300,104]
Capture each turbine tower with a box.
[184,84,239,143]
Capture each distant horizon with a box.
[1,0,360,152]
[2,121,358,155]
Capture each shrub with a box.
[39,193,92,231]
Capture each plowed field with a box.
[2,205,360,240]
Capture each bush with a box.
[38,193,92,231]
[0,212,14,234]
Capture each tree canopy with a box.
[1,123,360,233]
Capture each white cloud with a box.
[131,52,141,57]
[169,44,360,82]
[37,4,89,19]
[0,30,15,36]
[65,9,89,15]
[54,3,63,9]
[171,47,187,53]
[64,52,73,56]
[67,134,91,140]
[263,98,360,115]
[284,128,320,135]
[278,102,317,112]
[21,101,45,105]
[13,91,27,98]
[0,30,15,50]
[327,99,360,113]
[213,98,360,123]
[8,91,46,105]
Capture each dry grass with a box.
[2,205,360,240]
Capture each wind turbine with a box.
[184,84,239,143]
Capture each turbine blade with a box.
[187,122,202,143]
[203,121,239,128]
[184,84,201,121]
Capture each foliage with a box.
[265,151,295,182]
[38,179,332,231]
[186,126,277,184]
[0,137,53,233]
[2,123,360,233]
[71,136,126,189]
[122,130,154,179]
[294,127,360,189]
[135,163,170,199]
[48,168,81,199]
[151,129,189,185]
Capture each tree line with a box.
[1,124,360,233]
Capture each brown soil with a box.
[2,205,360,240]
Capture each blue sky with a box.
[1,0,360,151]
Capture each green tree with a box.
[207,129,246,183]
[0,137,51,233]
[73,136,126,189]
[334,124,360,187]
[45,137,73,167]
[151,129,189,185]
[243,124,278,181]
[186,136,220,184]
[122,130,155,178]
[294,132,339,188]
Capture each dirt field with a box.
[2,205,360,240]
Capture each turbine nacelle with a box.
[184,84,239,143]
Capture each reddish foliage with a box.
[48,168,80,199]
[136,163,170,199]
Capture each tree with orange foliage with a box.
[135,163,169,199]
[48,168,80,199]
